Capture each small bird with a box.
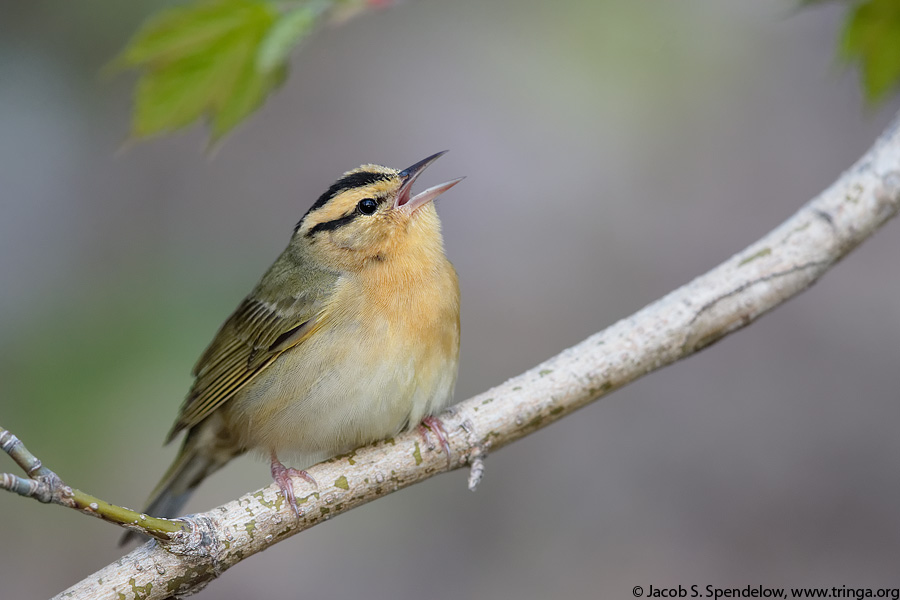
[122,151,462,544]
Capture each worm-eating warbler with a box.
[123,151,462,543]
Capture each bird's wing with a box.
[167,281,332,442]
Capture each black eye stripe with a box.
[306,213,359,236]
[295,171,393,231]
[306,195,388,237]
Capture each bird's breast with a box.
[225,259,460,463]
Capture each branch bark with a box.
[42,112,900,598]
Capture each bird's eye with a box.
[357,198,378,215]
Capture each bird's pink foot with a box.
[270,453,317,518]
[418,415,451,467]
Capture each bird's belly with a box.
[223,318,457,462]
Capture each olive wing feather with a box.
[167,266,336,442]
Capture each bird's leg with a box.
[418,415,452,467]
[269,452,317,518]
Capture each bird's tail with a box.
[119,419,243,546]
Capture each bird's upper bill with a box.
[395,150,465,212]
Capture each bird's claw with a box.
[270,454,317,518]
[418,415,452,468]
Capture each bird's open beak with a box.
[395,150,464,212]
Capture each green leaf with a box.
[114,0,383,142]
[114,0,270,68]
[257,7,318,74]
[840,0,900,103]
[118,0,285,140]
[212,56,287,141]
[133,30,248,136]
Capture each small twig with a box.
[1,427,47,477]
[467,454,486,492]
[0,425,187,540]
[0,427,71,505]
[460,418,487,491]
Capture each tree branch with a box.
[33,112,900,597]
[0,426,187,540]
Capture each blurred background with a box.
[3,0,900,598]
